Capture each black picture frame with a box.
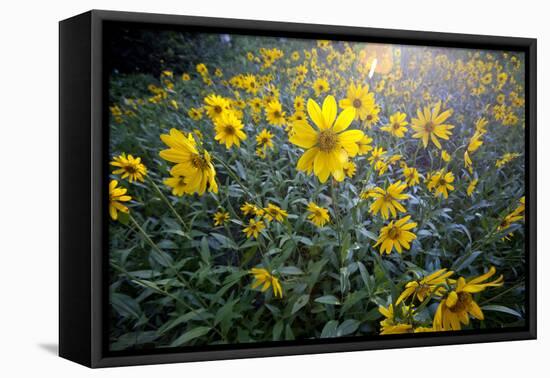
[59,9,537,368]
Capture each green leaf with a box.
[481,305,523,318]
[291,294,310,315]
[315,295,341,305]
[200,236,211,264]
[320,320,338,338]
[336,319,360,336]
[278,266,304,275]
[170,326,212,347]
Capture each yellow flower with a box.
[433,267,504,331]
[374,215,417,255]
[109,180,131,220]
[369,181,409,219]
[163,171,187,196]
[496,152,520,168]
[357,135,373,155]
[263,203,288,222]
[396,269,454,305]
[289,95,364,183]
[110,153,147,183]
[181,73,191,81]
[427,170,455,198]
[294,96,305,111]
[214,111,247,149]
[362,105,381,128]
[188,107,203,120]
[241,202,263,217]
[307,202,330,227]
[368,146,386,165]
[249,268,283,298]
[196,63,208,75]
[403,166,420,187]
[265,100,286,126]
[467,178,478,197]
[380,111,408,137]
[441,150,451,162]
[256,129,274,149]
[159,129,218,195]
[243,219,265,238]
[411,102,454,149]
[378,304,413,335]
[204,94,229,120]
[343,161,356,178]
[213,211,230,226]
[339,83,375,121]
[312,77,330,96]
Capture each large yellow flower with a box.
[159,129,218,195]
[289,95,364,183]
[307,202,330,227]
[213,111,247,149]
[249,268,283,298]
[339,83,375,121]
[433,267,504,331]
[369,181,409,219]
[374,215,417,255]
[109,180,131,220]
[110,153,147,183]
[411,102,454,149]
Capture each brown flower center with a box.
[387,226,400,239]
[425,121,435,132]
[191,154,208,170]
[449,292,472,313]
[224,125,236,135]
[353,99,362,108]
[393,123,401,130]
[273,111,282,119]
[438,178,447,186]
[317,130,338,152]
[214,105,222,114]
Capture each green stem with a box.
[146,176,191,237]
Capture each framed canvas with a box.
[59,10,537,368]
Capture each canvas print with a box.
[106,25,526,352]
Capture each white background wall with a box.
[0,0,546,376]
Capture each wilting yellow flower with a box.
[411,102,454,149]
[109,180,131,220]
[369,181,409,219]
[307,202,330,227]
[396,269,454,305]
[159,129,218,195]
[403,166,420,187]
[263,203,288,222]
[343,161,356,178]
[241,202,263,217]
[374,215,417,255]
[379,304,413,335]
[204,94,229,120]
[467,178,478,197]
[441,150,451,162]
[214,111,247,149]
[188,107,203,120]
[164,171,187,196]
[312,77,330,96]
[256,129,274,149]
[289,95,364,183]
[213,211,230,226]
[427,170,455,198]
[249,268,283,298]
[265,100,286,126]
[380,111,408,137]
[243,219,265,238]
[496,152,521,168]
[339,83,375,121]
[110,153,147,183]
[433,267,504,331]
[498,197,525,234]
